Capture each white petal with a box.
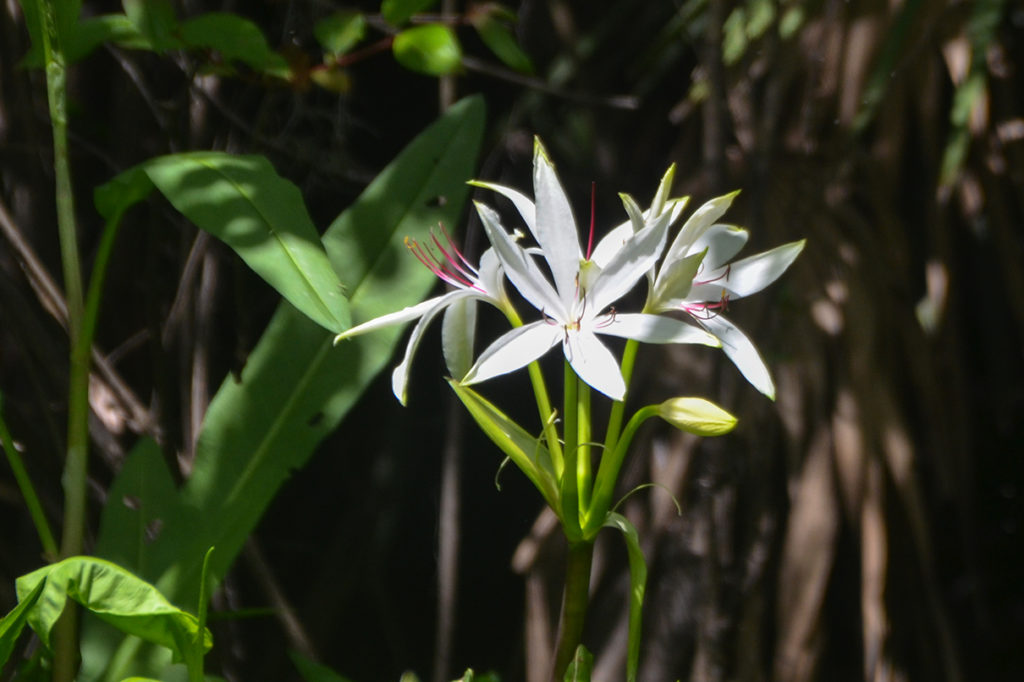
[595,312,720,346]
[469,181,537,237]
[565,330,627,400]
[664,190,740,265]
[700,314,776,399]
[391,290,478,405]
[475,202,566,318]
[334,293,452,343]
[532,138,583,301]
[691,224,748,269]
[718,239,805,299]
[442,296,477,381]
[462,322,561,386]
[477,248,506,301]
[587,209,671,311]
[589,220,634,267]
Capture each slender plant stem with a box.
[0,392,58,557]
[504,306,564,476]
[553,539,595,680]
[585,406,658,536]
[602,338,640,452]
[560,362,581,539]
[36,1,90,678]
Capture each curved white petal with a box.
[597,312,720,346]
[590,220,634,267]
[700,314,776,399]
[664,190,740,265]
[717,239,805,299]
[442,295,477,381]
[565,330,627,400]
[462,322,561,386]
[588,210,671,311]
[391,290,480,405]
[334,293,453,343]
[691,224,748,269]
[469,180,537,237]
[475,202,565,317]
[477,248,506,301]
[532,139,583,301]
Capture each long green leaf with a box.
[85,96,485,680]
[448,380,559,510]
[96,152,352,334]
[14,557,210,663]
[603,513,647,682]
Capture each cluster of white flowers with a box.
[336,138,804,404]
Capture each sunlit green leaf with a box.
[96,152,351,334]
[180,13,290,78]
[393,24,462,76]
[603,513,647,682]
[314,11,366,57]
[14,557,211,663]
[86,96,485,680]
[381,0,437,26]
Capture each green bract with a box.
[657,396,738,436]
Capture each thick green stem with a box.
[553,539,595,680]
[37,1,89,678]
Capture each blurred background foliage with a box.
[1,0,1022,681]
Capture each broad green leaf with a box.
[562,644,593,682]
[393,24,462,76]
[122,0,180,51]
[314,11,366,57]
[14,557,211,662]
[93,438,180,577]
[0,580,45,666]
[180,13,290,78]
[381,0,437,26]
[290,650,354,682]
[96,152,351,334]
[603,513,647,682]
[656,397,737,436]
[448,381,558,510]
[469,8,533,74]
[87,96,485,680]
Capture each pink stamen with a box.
[586,181,596,260]
[405,229,484,292]
[683,291,730,320]
[694,263,731,287]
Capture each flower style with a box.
[641,191,805,399]
[333,225,508,405]
[460,139,719,401]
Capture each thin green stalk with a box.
[552,539,595,680]
[36,1,90,678]
[576,378,592,514]
[0,392,58,557]
[602,338,640,452]
[505,306,564,476]
[560,362,581,539]
[585,405,658,536]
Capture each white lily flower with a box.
[333,225,507,405]
[645,192,806,399]
[461,139,719,401]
